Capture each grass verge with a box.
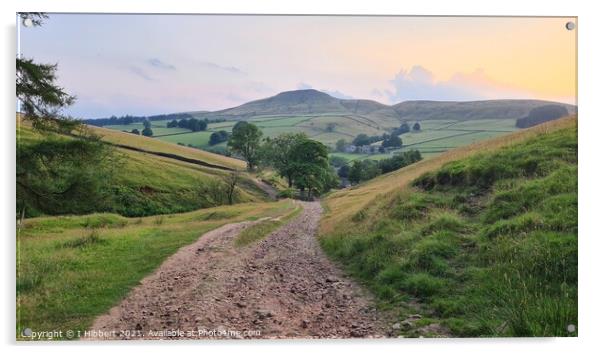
[320,118,577,337]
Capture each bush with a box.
[277,188,297,199]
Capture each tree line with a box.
[335,122,422,153]
[84,113,196,127]
[515,105,569,128]
[337,150,423,184]
[166,117,208,132]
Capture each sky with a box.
[19,14,577,118]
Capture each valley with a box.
[99,90,574,161]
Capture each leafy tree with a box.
[352,133,371,146]
[166,119,179,128]
[261,133,307,187]
[400,122,410,134]
[16,13,120,219]
[378,150,422,173]
[329,155,348,168]
[338,164,350,178]
[176,118,207,132]
[348,160,363,185]
[413,122,421,131]
[382,134,403,148]
[143,119,151,129]
[352,133,385,146]
[131,128,140,135]
[142,126,153,137]
[17,137,119,216]
[289,139,338,199]
[228,121,263,171]
[335,138,347,152]
[209,130,229,145]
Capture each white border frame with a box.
[3,1,599,354]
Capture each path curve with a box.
[88,201,389,340]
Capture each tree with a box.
[261,133,307,187]
[16,13,75,132]
[348,159,381,184]
[289,139,338,199]
[516,105,569,128]
[338,164,350,178]
[17,137,119,216]
[16,13,120,219]
[335,138,347,152]
[413,122,421,131]
[167,119,178,128]
[142,126,153,137]
[228,121,263,171]
[131,128,140,135]
[329,155,348,168]
[382,134,402,148]
[400,122,410,134]
[17,58,76,132]
[348,160,363,185]
[378,150,422,173]
[209,130,229,145]
[224,172,240,205]
[352,134,371,146]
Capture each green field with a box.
[158,130,214,146]
[102,115,521,161]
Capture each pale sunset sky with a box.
[19,14,577,118]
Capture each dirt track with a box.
[88,201,390,340]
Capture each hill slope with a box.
[393,99,575,121]
[17,117,268,217]
[319,116,577,337]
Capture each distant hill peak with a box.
[185,89,575,123]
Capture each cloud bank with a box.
[384,65,534,104]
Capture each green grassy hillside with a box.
[17,119,267,217]
[320,117,577,337]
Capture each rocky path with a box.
[88,201,390,340]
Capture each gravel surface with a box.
[88,201,390,340]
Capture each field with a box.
[87,125,246,170]
[319,117,577,337]
[102,116,522,164]
[16,200,296,336]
